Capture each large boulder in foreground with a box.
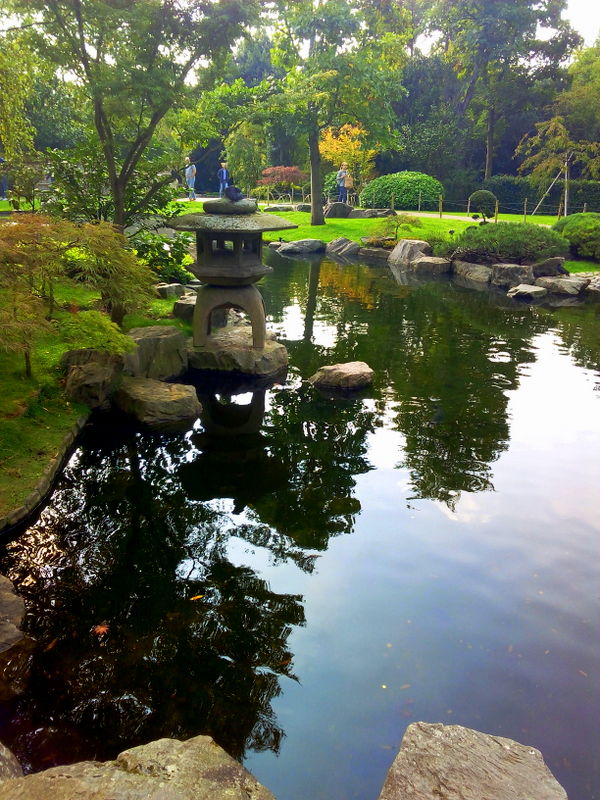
[323,202,352,218]
[534,276,590,295]
[113,377,201,428]
[388,239,432,269]
[0,735,274,800]
[408,255,452,275]
[188,327,288,376]
[0,742,22,780]
[65,361,122,409]
[453,260,492,285]
[278,238,326,255]
[123,325,188,380]
[490,263,534,289]
[532,257,569,278]
[378,722,567,800]
[326,237,361,258]
[309,361,374,390]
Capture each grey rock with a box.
[532,257,569,278]
[0,735,274,800]
[188,327,288,376]
[173,294,197,321]
[0,742,22,780]
[0,576,24,654]
[584,276,600,299]
[388,239,432,268]
[263,204,294,212]
[326,237,361,258]
[453,260,492,284]
[268,241,283,249]
[357,247,391,262]
[278,238,326,255]
[113,377,201,428]
[535,276,590,295]
[348,208,396,218]
[202,197,258,215]
[408,255,452,275]
[60,348,123,374]
[65,362,122,409]
[155,282,186,299]
[323,202,352,218]
[294,203,312,212]
[309,361,374,390]
[507,283,548,300]
[123,326,188,380]
[491,263,535,289]
[378,722,567,800]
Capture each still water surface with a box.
[0,253,599,799]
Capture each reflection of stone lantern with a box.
[170,199,296,366]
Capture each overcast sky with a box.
[565,0,600,47]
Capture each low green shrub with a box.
[323,170,339,199]
[57,310,137,354]
[447,222,569,265]
[553,213,600,261]
[469,189,497,219]
[359,171,444,210]
[132,231,195,284]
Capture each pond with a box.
[0,251,599,800]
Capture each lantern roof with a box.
[170,212,297,234]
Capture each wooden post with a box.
[466,197,471,215]
[583,202,588,213]
[438,194,443,219]
[418,191,422,212]
[494,199,499,223]
[557,198,563,220]
[523,198,528,223]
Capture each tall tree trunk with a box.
[484,106,496,180]
[308,124,325,226]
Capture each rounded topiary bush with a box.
[359,171,443,210]
[449,222,569,265]
[469,189,497,219]
[553,212,600,260]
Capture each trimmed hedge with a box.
[482,175,600,213]
[445,222,569,265]
[554,212,600,261]
[360,171,443,210]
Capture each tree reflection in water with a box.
[0,372,372,771]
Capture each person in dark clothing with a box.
[217,162,230,197]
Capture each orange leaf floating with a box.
[400,684,411,690]
[93,623,110,636]
[190,595,205,601]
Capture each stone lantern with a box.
[170,198,296,354]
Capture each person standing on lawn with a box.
[185,157,197,201]
[217,162,230,197]
[336,162,349,203]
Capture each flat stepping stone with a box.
[113,377,201,428]
[507,283,548,300]
[309,361,374,390]
[188,326,288,376]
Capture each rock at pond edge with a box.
[309,361,374,390]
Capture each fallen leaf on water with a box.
[400,684,411,690]
[44,638,58,651]
[507,644,513,653]
[190,595,205,601]
[544,650,550,655]
[578,670,588,678]
[93,623,109,636]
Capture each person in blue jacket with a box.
[217,162,230,197]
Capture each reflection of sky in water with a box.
[244,333,600,800]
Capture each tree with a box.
[0,35,35,160]
[224,122,268,194]
[319,124,377,193]
[257,165,308,200]
[266,0,409,224]
[428,0,581,178]
[6,0,259,228]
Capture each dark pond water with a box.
[1,252,599,800]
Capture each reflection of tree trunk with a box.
[303,261,321,343]
[308,121,325,226]
[484,105,495,180]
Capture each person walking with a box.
[336,162,349,203]
[217,161,230,197]
[185,157,197,201]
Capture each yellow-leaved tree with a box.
[319,124,377,194]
